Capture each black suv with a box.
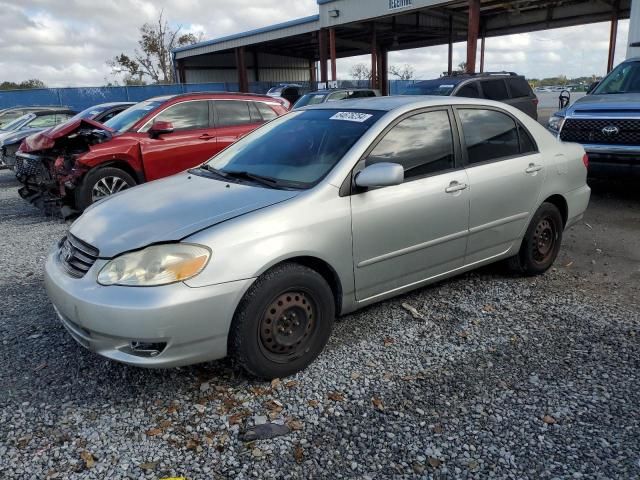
[401,72,538,120]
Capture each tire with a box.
[75,167,136,211]
[229,263,335,379]
[507,202,564,276]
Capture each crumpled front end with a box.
[16,125,112,217]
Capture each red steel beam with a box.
[235,47,248,92]
[466,0,480,73]
[607,1,620,72]
[329,27,337,81]
[448,15,453,75]
[380,47,389,96]
[319,29,328,83]
[371,26,378,89]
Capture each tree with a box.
[109,11,200,84]
[457,61,467,73]
[0,79,47,90]
[350,63,371,81]
[388,64,415,80]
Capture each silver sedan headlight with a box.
[548,115,565,133]
[97,244,211,287]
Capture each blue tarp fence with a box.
[0,80,421,111]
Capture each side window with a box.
[216,100,251,127]
[26,114,58,128]
[458,109,519,164]
[367,110,455,180]
[328,91,348,102]
[455,83,480,98]
[518,125,537,154]
[249,102,263,123]
[100,110,121,122]
[256,102,278,121]
[507,78,533,98]
[349,90,376,99]
[480,80,509,101]
[150,101,209,131]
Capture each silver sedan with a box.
[45,96,591,378]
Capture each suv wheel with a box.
[76,167,136,211]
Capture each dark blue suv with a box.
[548,58,640,177]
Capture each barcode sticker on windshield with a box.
[330,112,373,123]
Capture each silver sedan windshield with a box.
[206,109,382,187]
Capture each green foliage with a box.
[0,79,47,90]
[108,10,200,84]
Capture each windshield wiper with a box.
[221,170,284,189]
[197,164,230,180]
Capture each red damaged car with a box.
[16,92,287,215]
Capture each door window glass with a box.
[481,80,509,101]
[518,125,537,153]
[216,100,251,127]
[455,83,480,98]
[459,109,519,164]
[150,101,209,131]
[249,102,263,123]
[507,78,533,98]
[367,110,455,179]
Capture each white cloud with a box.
[0,1,631,87]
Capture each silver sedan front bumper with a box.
[44,251,254,368]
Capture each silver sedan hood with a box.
[70,171,299,258]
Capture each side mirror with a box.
[149,120,174,138]
[355,162,404,189]
[586,81,599,94]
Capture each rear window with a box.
[401,80,460,96]
[455,83,480,98]
[216,100,252,127]
[507,78,533,98]
[481,80,509,101]
[256,102,279,121]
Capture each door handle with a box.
[199,133,215,140]
[525,163,543,174]
[445,181,468,193]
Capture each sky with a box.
[0,0,630,87]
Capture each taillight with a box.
[533,97,539,106]
[582,153,589,168]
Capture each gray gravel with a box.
[1,169,639,480]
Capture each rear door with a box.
[350,108,470,301]
[479,79,510,105]
[138,99,215,180]
[213,100,264,151]
[455,106,545,264]
[506,77,538,119]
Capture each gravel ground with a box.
[0,168,639,480]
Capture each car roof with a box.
[146,92,276,102]
[305,95,511,112]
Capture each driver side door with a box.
[350,108,470,302]
[139,100,216,181]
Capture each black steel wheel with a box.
[229,263,335,379]
[508,202,563,276]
